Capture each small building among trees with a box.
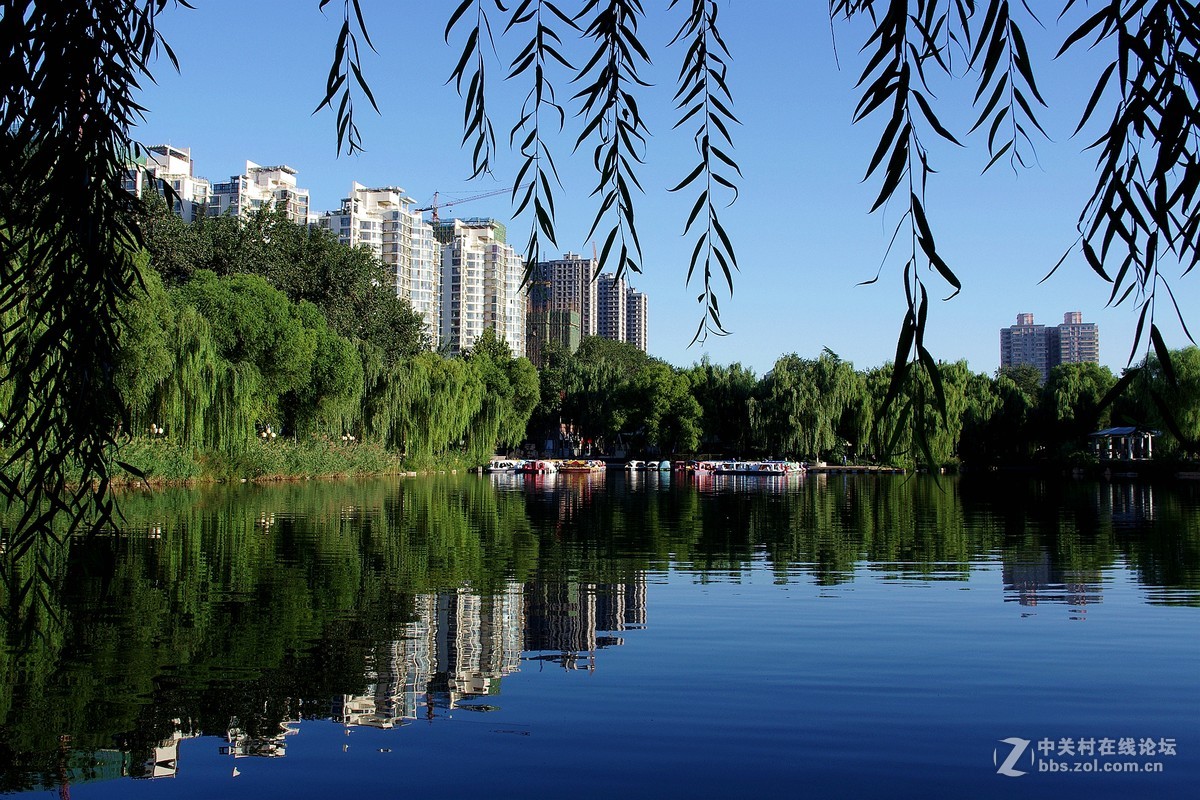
[1090,427,1157,461]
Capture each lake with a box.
[1,471,1196,798]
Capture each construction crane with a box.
[417,184,530,224]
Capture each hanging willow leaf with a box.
[573,0,651,281]
[506,0,579,273]
[832,0,968,467]
[1,0,195,616]
[962,1,1051,174]
[315,0,380,156]
[446,0,506,179]
[668,0,741,344]
[1060,0,1200,385]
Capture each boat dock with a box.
[806,464,906,475]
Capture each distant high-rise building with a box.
[538,252,598,338]
[1056,311,1100,366]
[525,252,596,365]
[626,287,648,353]
[1000,311,1099,382]
[208,160,310,223]
[123,145,210,221]
[528,255,648,356]
[596,272,628,344]
[318,183,440,344]
[436,219,526,356]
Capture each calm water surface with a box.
[1,472,1197,798]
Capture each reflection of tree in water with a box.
[0,473,1196,790]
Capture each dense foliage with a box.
[535,343,1200,468]
[91,206,542,479]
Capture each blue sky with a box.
[132,1,1197,377]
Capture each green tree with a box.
[143,201,428,363]
[1042,362,1117,456]
[112,259,177,423]
[1118,347,1200,458]
[282,302,365,438]
[685,358,757,455]
[752,350,859,460]
[633,360,702,454]
[463,328,540,462]
[175,271,316,407]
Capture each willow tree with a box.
[1118,346,1200,458]
[380,351,485,464]
[463,329,526,462]
[1041,362,1117,455]
[112,260,177,430]
[631,360,703,454]
[281,302,365,439]
[752,350,860,459]
[684,358,757,455]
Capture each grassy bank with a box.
[105,437,475,486]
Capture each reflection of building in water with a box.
[524,577,648,669]
[336,584,525,725]
[335,575,646,728]
[1101,481,1156,524]
[142,730,185,778]
[220,720,297,759]
[1003,550,1103,613]
[333,602,434,727]
[432,584,524,704]
[56,726,198,789]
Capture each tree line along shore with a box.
[5,201,1196,487]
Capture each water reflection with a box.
[0,473,1197,794]
[1003,552,1104,617]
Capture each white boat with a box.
[484,458,523,473]
[519,459,559,474]
[625,459,647,471]
[712,460,804,476]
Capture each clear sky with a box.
[132,0,1197,377]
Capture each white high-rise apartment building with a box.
[626,287,648,352]
[208,160,310,223]
[438,219,527,356]
[596,272,628,343]
[123,145,210,221]
[1000,311,1100,383]
[318,183,440,343]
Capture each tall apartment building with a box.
[436,219,527,356]
[626,288,648,352]
[317,183,440,343]
[527,255,648,357]
[596,272,628,344]
[539,252,599,338]
[123,145,210,221]
[525,252,597,365]
[1057,311,1100,365]
[1000,311,1100,382]
[208,160,310,223]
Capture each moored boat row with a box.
[487,457,805,477]
[484,458,607,475]
[624,459,806,475]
